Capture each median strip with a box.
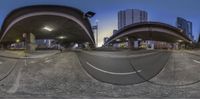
[86,61,141,75]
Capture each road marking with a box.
[45,59,52,63]
[7,68,22,93]
[86,61,141,75]
[0,61,3,65]
[193,60,200,64]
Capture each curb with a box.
[0,52,61,59]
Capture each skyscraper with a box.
[118,9,148,29]
[176,17,193,40]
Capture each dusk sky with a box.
[0,0,200,46]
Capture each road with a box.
[77,50,171,85]
[0,57,18,81]
[0,50,200,98]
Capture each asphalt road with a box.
[77,50,171,85]
[0,57,18,81]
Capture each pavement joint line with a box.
[193,59,200,64]
[86,61,142,75]
[147,52,200,87]
[0,60,18,81]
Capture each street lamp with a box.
[16,39,20,43]
[58,36,67,39]
[43,26,53,32]
[95,19,99,47]
[177,40,183,43]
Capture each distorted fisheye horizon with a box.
[0,0,200,99]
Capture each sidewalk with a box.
[0,50,60,59]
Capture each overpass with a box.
[0,5,95,50]
[105,22,192,46]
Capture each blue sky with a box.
[0,0,200,46]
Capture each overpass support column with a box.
[0,44,4,50]
[128,37,134,49]
[25,33,36,53]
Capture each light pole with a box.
[96,20,99,47]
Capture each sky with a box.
[0,0,200,46]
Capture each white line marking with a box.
[0,61,2,64]
[7,68,22,93]
[45,59,52,63]
[193,60,200,64]
[86,62,141,75]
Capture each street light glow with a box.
[43,26,53,31]
[177,40,183,42]
[58,36,66,39]
[16,39,20,43]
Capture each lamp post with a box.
[95,19,100,47]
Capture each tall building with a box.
[118,9,148,29]
[176,17,193,40]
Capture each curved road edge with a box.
[77,50,171,85]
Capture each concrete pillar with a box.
[0,44,4,50]
[128,37,134,49]
[25,33,36,53]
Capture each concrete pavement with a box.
[150,50,200,86]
